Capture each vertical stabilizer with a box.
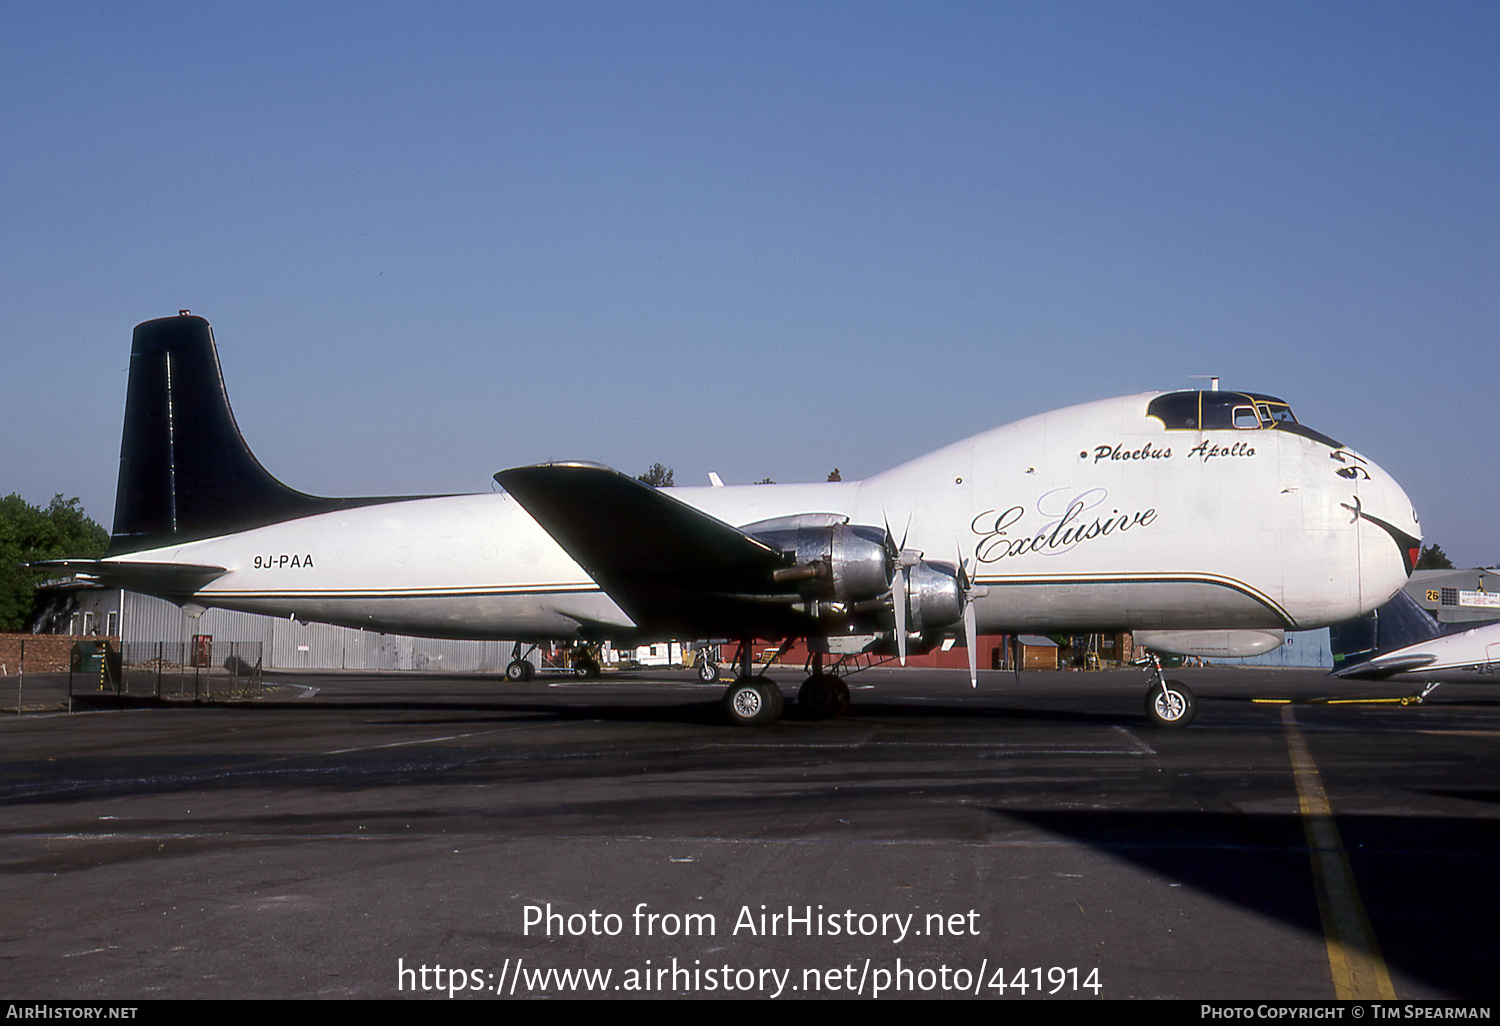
[109,314,385,554]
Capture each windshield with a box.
[1145,391,1342,448]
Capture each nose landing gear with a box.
[1137,653,1196,728]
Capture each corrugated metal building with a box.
[71,589,527,672]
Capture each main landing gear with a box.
[798,674,850,719]
[719,645,854,726]
[503,642,600,680]
[566,642,603,679]
[720,639,789,727]
[798,652,849,720]
[1137,653,1196,728]
[722,675,784,727]
[505,642,536,681]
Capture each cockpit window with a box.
[1257,403,1297,426]
[1143,391,1201,429]
[1146,390,1342,448]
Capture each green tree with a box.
[636,463,674,488]
[0,494,109,631]
[1415,543,1455,570]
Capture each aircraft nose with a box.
[1352,456,1421,609]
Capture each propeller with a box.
[883,513,918,665]
[956,553,979,689]
[883,517,985,686]
[892,560,907,664]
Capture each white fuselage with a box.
[106,393,1419,642]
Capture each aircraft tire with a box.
[697,659,720,683]
[505,660,529,682]
[798,674,850,719]
[1145,679,1195,728]
[723,676,783,727]
[574,656,601,679]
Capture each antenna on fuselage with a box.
[1188,374,1220,391]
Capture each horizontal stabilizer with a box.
[29,559,228,596]
[494,462,789,635]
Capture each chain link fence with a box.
[82,640,265,701]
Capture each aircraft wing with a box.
[494,462,792,637]
[1329,652,1438,680]
[28,559,229,596]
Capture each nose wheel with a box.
[1145,680,1195,727]
[1137,654,1196,728]
[695,649,721,682]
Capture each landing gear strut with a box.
[1138,653,1196,728]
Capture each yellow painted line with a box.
[1254,697,1415,706]
[1281,706,1396,1000]
[1416,729,1500,738]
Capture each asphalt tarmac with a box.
[1,665,1497,1000]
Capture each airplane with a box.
[1329,588,1500,698]
[39,312,1422,728]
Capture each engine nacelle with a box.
[904,560,964,635]
[743,518,967,637]
[748,521,890,605]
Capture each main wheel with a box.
[505,659,529,682]
[797,673,850,719]
[1145,679,1196,727]
[722,676,783,727]
[573,656,601,679]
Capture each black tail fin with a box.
[1329,588,1444,671]
[108,314,395,555]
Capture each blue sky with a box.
[4,2,1497,565]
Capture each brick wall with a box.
[0,634,120,674]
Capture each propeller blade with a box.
[892,565,907,665]
[883,512,913,559]
[951,547,978,687]
[882,515,900,580]
[964,602,977,688]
